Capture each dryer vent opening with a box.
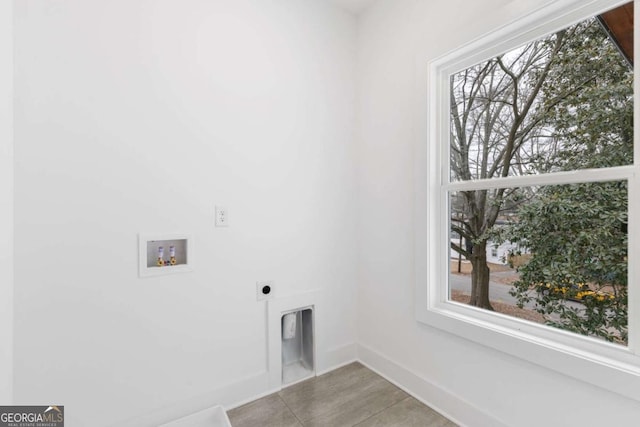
[281,307,314,385]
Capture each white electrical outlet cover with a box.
[256,281,275,301]
[215,206,228,227]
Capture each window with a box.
[415,0,640,401]
[448,9,632,345]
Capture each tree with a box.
[450,30,569,309]
[506,18,632,343]
[508,182,628,343]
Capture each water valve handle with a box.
[169,245,177,265]
[157,246,165,266]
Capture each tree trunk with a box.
[469,240,493,310]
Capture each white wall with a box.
[13,1,357,425]
[0,0,14,405]
[356,0,640,426]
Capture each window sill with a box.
[415,300,640,401]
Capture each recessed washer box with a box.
[138,233,192,278]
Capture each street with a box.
[449,272,519,305]
[449,271,584,313]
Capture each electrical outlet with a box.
[215,206,228,227]
[256,281,275,301]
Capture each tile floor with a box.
[227,362,457,427]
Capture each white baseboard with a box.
[357,343,507,427]
[316,342,358,375]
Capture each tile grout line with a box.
[278,363,370,425]
[350,395,413,427]
[277,392,305,426]
[234,364,455,427]
[281,366,410,427]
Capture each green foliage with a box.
[540,18,633,172]
[508,182,628,343]
[507,18,632,344]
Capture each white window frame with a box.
[415,0,640,400]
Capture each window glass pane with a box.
[448,181,628,345]
[450,7,633,182]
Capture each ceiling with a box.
[327,0,377,14]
